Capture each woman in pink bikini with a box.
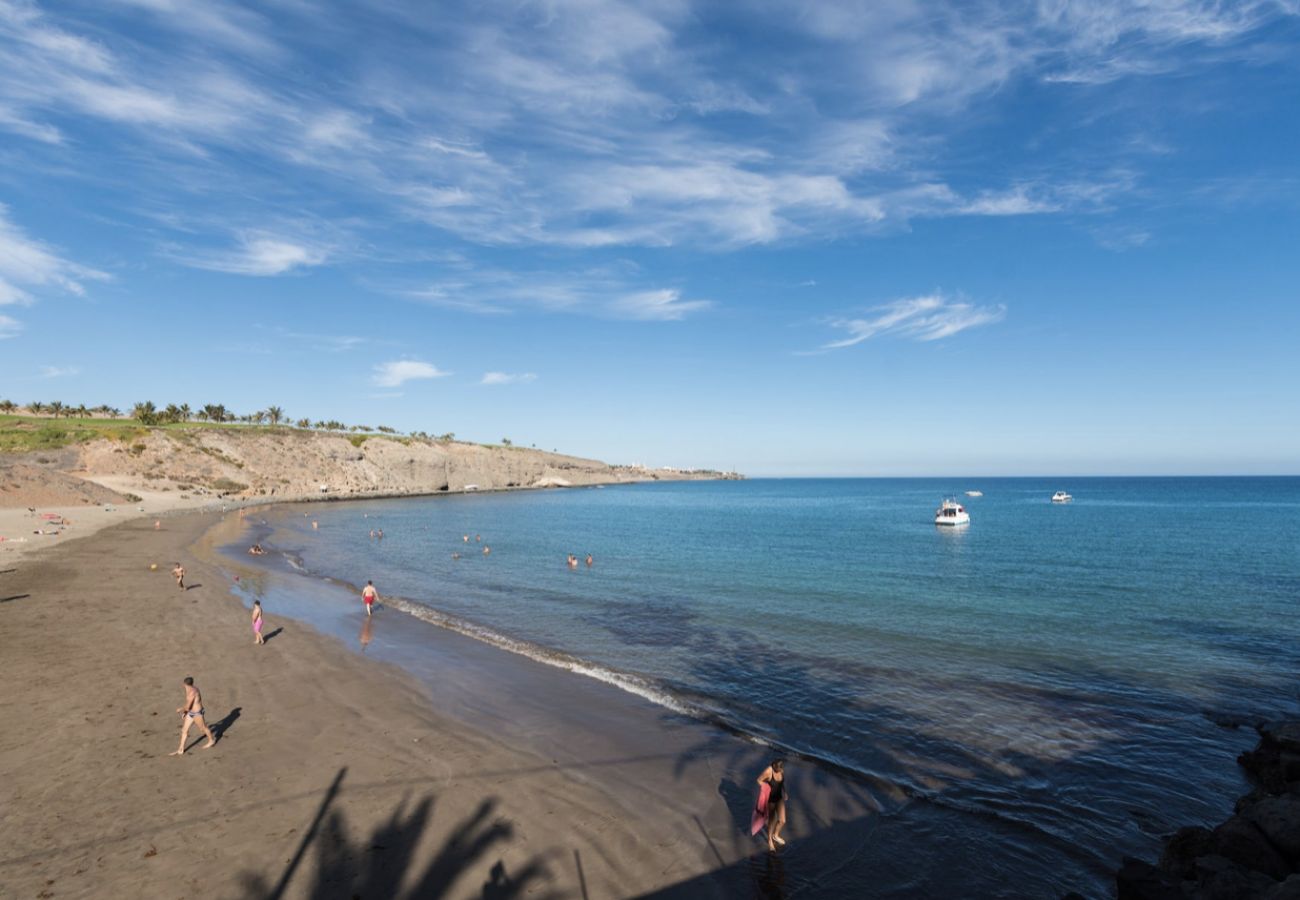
[251,600,265,645]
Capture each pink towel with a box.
[750,782,771,836]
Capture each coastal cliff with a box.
[0,423,737,507]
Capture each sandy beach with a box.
[0,506,888,899]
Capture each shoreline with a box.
[227,503,909,791]
[218,502,915,806]
[0,475,726,567]
[0,504,885,899]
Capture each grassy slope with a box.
[0,416,434,455]
[0,415,281,454]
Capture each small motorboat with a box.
[935,498,970,526]
[1051,491,1073,503]
[965,490,983,497]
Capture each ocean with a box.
[230,477,1300,896]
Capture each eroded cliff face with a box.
[56,429,726,501]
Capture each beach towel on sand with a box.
[750,781,771,836]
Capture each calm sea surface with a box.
[244,477,1300,895]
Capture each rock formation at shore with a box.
[1117,722,1300,899]
[1,427,736,506]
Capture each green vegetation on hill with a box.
[0,398,460,447]
[0,411,460,455]
[0,415,149,453]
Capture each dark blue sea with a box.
[242,477,1300,895]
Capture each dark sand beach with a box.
[0,509,889,899]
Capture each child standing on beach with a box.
[251,600,265,645]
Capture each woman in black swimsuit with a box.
[757,759,787,851]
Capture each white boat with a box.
[935,498,970,526]
[1051,491,1072,503]
[965,490,983,497]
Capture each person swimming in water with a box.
[757,759,788,851]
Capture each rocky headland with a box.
[0,425,738,509]
[1117,722,1300,900]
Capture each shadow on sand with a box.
[0,593,31,603]
[262,627,284,644]
[184,707,242,751]
[211,707,241,741]
[238,767,561,900]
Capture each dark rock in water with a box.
[1262,874,1300,899]
[1265,724,1300,754]
[1212,816,1290,881]
[1061,893,1090,900]
[1109,722,1300,900]
[1163,827,1217,880]
[1239,790,1272,816]
[1118,857,1190,900]
[1195,855,1278,900]
[1244,796,1300,865]
[1241,724,1300,793]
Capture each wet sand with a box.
[0,509,890,899]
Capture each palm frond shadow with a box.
[239,768,564,900]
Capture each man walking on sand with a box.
[170,677,215,756]
[362,580,378,616]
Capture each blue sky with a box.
[1,0,1297,475]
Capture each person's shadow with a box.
[185,583,202,591]
[211,707,242,742]
[718,777,754,832]
[263,627,284,644]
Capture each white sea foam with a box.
[381,594,698,718]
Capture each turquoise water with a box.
[246,477,1300,894]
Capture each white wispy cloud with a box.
[178,233,332,276]
[0,204,107,307]
[607,289,713,321]
[371,360,449,387]
[108,0,279,57]
[480,371,537,385]
[0,313,20,339]
[822,294,1006,350]
[281,330,366,352]
[0,0,1292,296]
[38,365,80,378]
[402,263,712,321]
[958,186,1061,216]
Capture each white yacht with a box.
[965,490,983,497]
[935,498,970,526]
[1051,491,1073,503]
